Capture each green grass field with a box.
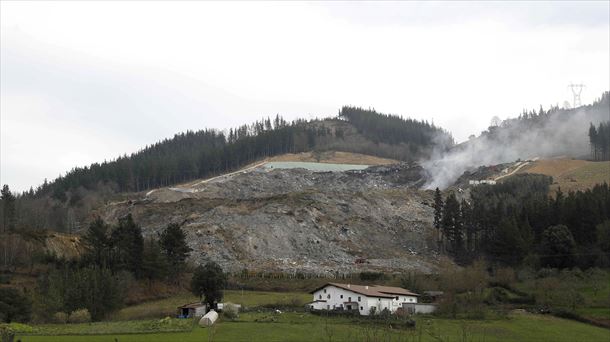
[16,311,610,342]
[112,290,311,321]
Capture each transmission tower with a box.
[568,83,585,108]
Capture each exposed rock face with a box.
[99,163,444,275]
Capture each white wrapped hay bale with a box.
[198,309,219,327]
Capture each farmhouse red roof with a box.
[309,283,419,298]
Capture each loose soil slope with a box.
[518,159,610,193]
[99,159,445,275]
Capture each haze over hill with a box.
[423,92,610,189]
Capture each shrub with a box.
[493,267,516,287]
[1,322,35,334]
[0,287,32,323]
[359,272,384,281]
[68,309,91,323]
[487,287,509,304]
[378,308,391,320]
[222,303,239,320]
[0,325,15,342]
[52,312,68,324]
[289,296,304,307]
[0,274,11,284]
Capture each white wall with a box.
[312,285,370,315]
[308,301,327,310]
[312,285,418,316]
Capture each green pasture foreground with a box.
[16,312,610,342]
[112,290,310,321]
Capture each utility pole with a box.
[568,83,585,108]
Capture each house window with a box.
[358,296,361,302]
[360,306,363,310]
[378,298,381,301]
[340,295,343,299]
[324,289,327,293]
[348,297,351,302]
[327,294,331,299]
[395,296,399,300]
[319,294,322,299]
[327,305,330,310]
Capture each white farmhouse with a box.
[307,283,420,316]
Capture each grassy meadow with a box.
[111,290,311,321]
[8,269,610,341]
[13,311,610,342]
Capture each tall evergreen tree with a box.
[141,238,169,283]
[110,214,144,277]
[489,218,526,265]
[83,217,110,267]
[540,225,576,268]
[441,192,463,256]
[159,223,192,279]
[1,185,16,232]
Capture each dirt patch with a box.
[268,151,398,165]
[518,159,610,193]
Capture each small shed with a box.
[177,302,207,318]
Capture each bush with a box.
[493,267,516,287]
[0,322,35,334]
[0,274,11,284]
[359,272,384,281]
[52,312,68,324]
[68,309,91,323]
[222,303,239,320]
[0,287,32,323]
[487,287,509,304]
[289,296,304,307]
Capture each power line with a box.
[567,83,585,108]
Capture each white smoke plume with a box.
[422,97,610,189]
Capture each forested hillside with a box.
[434,175,610,268]
[339,106,454,148]
[1,109,451,233]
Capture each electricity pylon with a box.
[568,83,585,108]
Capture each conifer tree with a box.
[159,223,192,279]
[142,238,169,283]
[110,214,144,277]
[83,217,110,267]
[1,185,16,232]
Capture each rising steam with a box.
[422,98,610,189]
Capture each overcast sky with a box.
[1,1,609,192]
